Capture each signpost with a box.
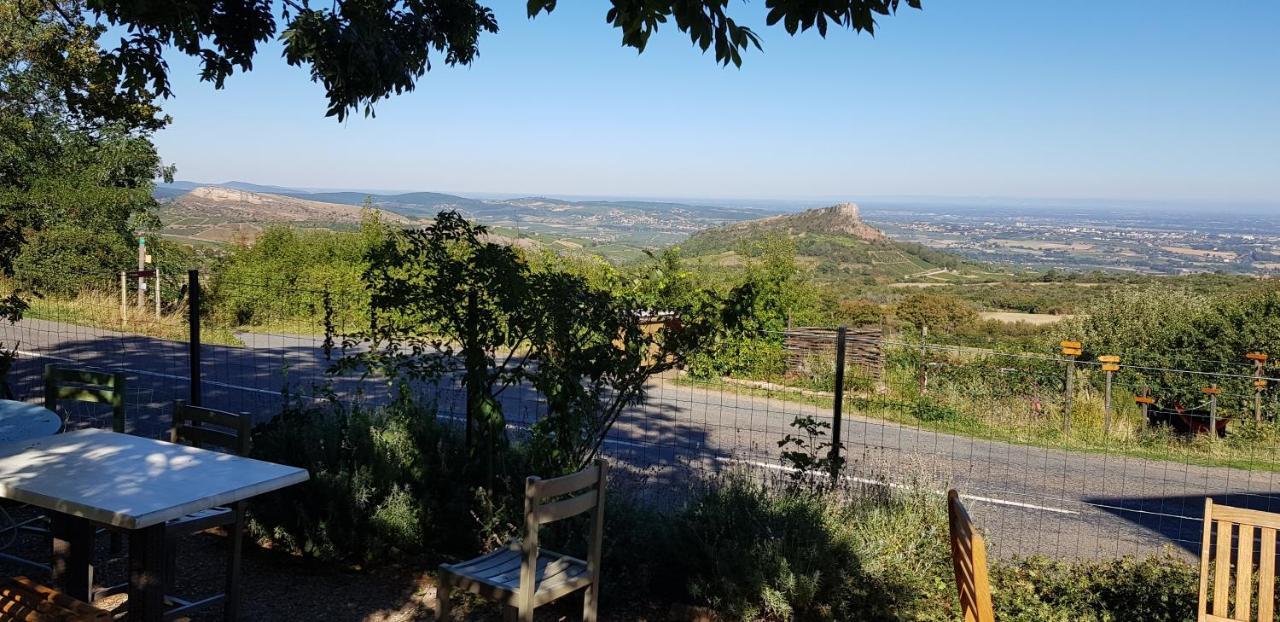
[1248,352,1268,423]
[1060,341,1082,434]
[1135,390,1155,423]
[1203,385,1222,442]
[1098,355,1120,434]
[123,268,159,320]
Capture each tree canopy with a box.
[79,0,922,121]
[1,0,171,321]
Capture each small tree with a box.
[343,211,720,477]
[343,211,535,476]
[524,269,717,474]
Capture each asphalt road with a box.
[6,315,1280,559]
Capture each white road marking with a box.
[15,349,286,397]
[718,456,1081,516]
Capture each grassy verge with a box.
[674,371,1280,473]
[6,289,242,346]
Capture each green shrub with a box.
[687,333,786,380]
[659,475,953,621]
[247,395,529,564]
[992,554,1197,622]
[910,398,967,423]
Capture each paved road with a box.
[6,316,1280,559]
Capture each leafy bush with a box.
[909,398,967,423]
[992,554,1197,622]
[658,475,952,621]
[247,396,529,564]
[686,332,786,380]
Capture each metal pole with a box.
[1104,369,1113,434]
[1063,358,1075,435]
[119,271,128,324]
[188,270,202,406]
[829,325,847,480]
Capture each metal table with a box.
[0,428,309,621]
[0,399,61,443]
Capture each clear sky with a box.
[146,1,1279,204]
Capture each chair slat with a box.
[47,368,122,388]
[1200,499,1216,621]
[530,467,599,499]
[53,386,114,404]
[1237,523,1254,619]
[175,403,244,431]
[535,490,597,524]
[1214,505,1280,532]
[175,425,241,452]
[1215,519,1233,617]
[1260,528,1276,622]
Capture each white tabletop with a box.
[0,400,62,443]
[0,428,309,529]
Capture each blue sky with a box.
[145,1,1279,205]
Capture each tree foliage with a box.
[342,211,719,474]
[1,0,171,321]
[80,0,921,120]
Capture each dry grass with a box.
[16,289,241,346]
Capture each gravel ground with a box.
[0,506,668,621]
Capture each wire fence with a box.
[6,269,1280,562]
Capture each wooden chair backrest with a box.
[0,576,111,621]
[519,459,608,606]
[1198,498,1280,621]
[43,364,126,433]
[948,490,996,622]
[171,401,251,456]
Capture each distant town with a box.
[861,201,1280,275]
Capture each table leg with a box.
[128,524,166,622]
[49,513,94,602]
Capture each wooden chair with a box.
[42,365,126,433]
[1197,498,1280,621]
[0,576,110,622]
[436,459,608,622]
[161,401,252,621]
[948,490,995,622]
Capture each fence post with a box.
[118,271,128,324]
[154,267,161,318]
[188,269,202,407]
[1063,359,1074,435]
[322,286,335,361]
[1099,355,1120,435]
[829,325,847,481]
[1059,341,1081,435]
[1136,388,1153,424]
[1205,385,1220,443]
[918,325,929,397]
[1248,352,1268,423]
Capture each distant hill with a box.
[682,203,984,284]
[156,186,411,244]
[153,182,776,259]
